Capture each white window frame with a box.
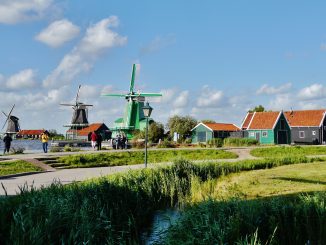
[249,132,255,137]
[312,131,316,136]
[299,131,305,138]
[262,131,268,137]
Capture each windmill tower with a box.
[102,64,162,139]
[60,85,93,139]
[2,104,20,134]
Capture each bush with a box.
[157,139,176,148]
[223,138,259,147]
[49,146,63,153]
[207,138,223,148]
[198,142,206,148]
[10,147,25,154]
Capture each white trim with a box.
[241,112,250,129]
[232,124,241,131]
[191,122,213,132]
[247,112,256,130]
[272,111,282,130]
[319,111,326,127]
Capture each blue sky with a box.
[0,0,325,133]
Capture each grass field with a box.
[57,149,238,168]
[251,145,326,158]
[0,160,42,176]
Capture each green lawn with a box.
[0,160,42,176]
[58,149,238,168]
[251,145,326,158]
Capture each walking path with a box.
[0,147,258,196]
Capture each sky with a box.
[0,0,325,133]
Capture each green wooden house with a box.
[191,122,240,143]
[241,111,291,144]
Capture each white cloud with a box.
[268,93,292,110]
[0,0,54,24]
[35,19,80,47]
[43,16,127,88]
[173,90,189,107]
[298,83,326,100]
[6,69,37,89]
[196,86,224,107]
[256,82,292,95]
[140,34,176,55]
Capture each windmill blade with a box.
[60,103,75,106]
[1,117,8,130]
[2,111,8,117]
[129,64,136,93]
[75,85,81,105]
[130,93,162,97]
[101,93,127,97]
[81,104,93,107]
[7,104,15,118]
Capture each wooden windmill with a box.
[2,104,20,134]
[61,85,93,139]
[102,64,162,139]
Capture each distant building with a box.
[65,123,111,141]
[284,109,326,144]
[241,111,291,144]
[191,122,240,143]
[16,129,45,139]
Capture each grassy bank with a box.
[57,149,238,168]
[251,145,326,158]
[0,160,42,176]
[0,156,326,243]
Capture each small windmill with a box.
[61,85,93,138]
[102,64,162,139]
[2,104,20,134]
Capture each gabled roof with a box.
[248,111,281,130]
[77,123,108,136]
[241,112,254,129]
[284,109,326,127]
[192,122,240,132]
[17,129,45,135]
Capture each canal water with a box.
[0,139,46,153]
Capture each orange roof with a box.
[284,109,326,127]
[77,123,104,136]
[241,112,254,129]
[17,130,45,135]
[204,123,240,131]
[248,111,281,129]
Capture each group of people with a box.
[90,131,103,150]
[112,133,128,149]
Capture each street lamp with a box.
[142,102,153,168]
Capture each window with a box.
[312,131,316,136]
[262,131,268,137]
[249,132,255,137]
[299,131,305,138]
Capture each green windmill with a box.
[102,64,162,139]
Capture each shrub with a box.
[207,138,223,148]
[157,139,176,148]
[10,147,25,154]
[223,138,259,147]
[49,146,63,153]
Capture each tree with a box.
[201,119,216,123]
[249,105,265,112]
[148,122,164,143]
[167,115,197,141]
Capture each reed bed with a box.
[57,149,237,168]
[251,145,326,158]
[0,156,325,244]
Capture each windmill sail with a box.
[2,104,20,133]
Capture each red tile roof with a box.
[241,112,254,129]
[204,123,240,131]
[248,111,281,129]
[17,130,45,135]
[77,123,104,136]
[284,109,326,127]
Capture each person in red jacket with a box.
[90,131,97,150]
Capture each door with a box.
[255,132,260,142]
[277,131,287,144]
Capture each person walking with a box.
[91,131,97,150]
[96,133,103,151]
[3,133,12,154]
[41,131,49,153]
